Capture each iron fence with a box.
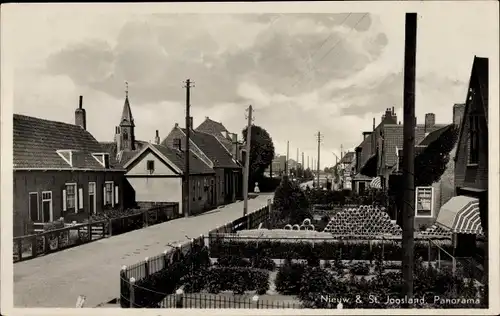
[160,293,302,309]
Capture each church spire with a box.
[120,81,134,127]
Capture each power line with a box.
[291,13,369,90]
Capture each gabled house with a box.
[163,120,243,205]
[195,116,244,163]
[435,56,488,260]
[122,143,215,215]
[13,96,126,236]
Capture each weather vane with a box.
[125,81,129,98]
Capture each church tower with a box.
[115,81,136,151]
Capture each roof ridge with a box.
[14,113,80,128]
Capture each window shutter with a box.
[103,186,106,206]
[62,189,67,212]
[115,186,119,205]
[78,187,84,211]
[111,183,115,208]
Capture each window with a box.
[197,180,201,199]
[358,182,366,195]
[104,182,114,206]
[29,192,39,222]
[89,182,96,214]
[123,130,129,141]
[469,114,480,164]
[65,184,77,212]
[415,186,434,217]
[147,160,155,173]
[92,153,110,168]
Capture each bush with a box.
[206,267,269,295]
[215,255,251,268]
[257,177,282,193]
[252,256,276,271]
[275,262,307,295]
[349,262,370,275]
[273,176,310,223]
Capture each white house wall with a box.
[127,177,183,210]
[127,151,177,176]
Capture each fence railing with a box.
[13,203,180,263]
[120,200,274,308]
[160,292,302,309]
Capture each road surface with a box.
[14,194,273,308]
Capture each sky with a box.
[5,2,499,168]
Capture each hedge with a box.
[275,262,486,308]
[215,255,276,271]
[204,267,270,295]
[209,239,453,262]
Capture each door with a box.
[29,192,39,222]
[88,182,96,214]
[41,191,53,222]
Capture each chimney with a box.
[154,130,160,145]
[362,131,372,140]
[175,123,179,128]
[355,146,362,173]
[453,103,465,127]
[424,113,436,133]
[74,95,86,130]
[392,106,395,115]
[372,118,375,130]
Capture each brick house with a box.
[162,120,243,204]
[13,96,125,237]
[122,143,215,215]
[435,56,488,260]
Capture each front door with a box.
[41,191,53,222]
[29,192,39,222]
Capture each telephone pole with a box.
[402,12,417,302]
[301,152,305,175]
[243,105,253,217]
[315,132,323,188]
[285,141,289,175]
[307,155,310,169]
[183,79,194,218]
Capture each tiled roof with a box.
[14,114,122,170]
[383,123,447,167]
[419,124,454,146]
[358,136,372,169]
[151,144,214,174]
[196,117,228,133]
[181,129,240,169]
[340,151,355,164]
[195,117,234,152]
[99,140,148,167]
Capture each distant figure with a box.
[254,182,260,193]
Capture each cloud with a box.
[10,6,498,168]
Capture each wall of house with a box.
[215,168,225,205]
[455,106,489,192]
[188,175,216,215]
[13,170,125,237]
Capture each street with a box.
[13,194,273,308]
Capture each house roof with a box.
[14,114,123,171]
[99,140,149,167]
[382,123,447,167]
[123,143,214,174]
[196,117,228,133]
[455,56,489,162]
[418,124,454,146]
[195,117,234,152]
[180,128,240,169]
[340,151,355,164]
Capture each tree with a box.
[414,124,459,186]
[273,176,311,224]
[242,125,275,185]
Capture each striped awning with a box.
[369,176,382,189]
[436,196,483,234]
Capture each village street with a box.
[13,194,273,308]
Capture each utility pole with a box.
[315,132,323,188]
[285,141,289,175]
[243,105,253,217]
[307,155,310,169]
[183,79,194,218]
[301,152,304,177]
[402,12,417,303]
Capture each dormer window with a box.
[56,150,74,167]
[92,153,110,168]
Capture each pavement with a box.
[13,194,273,308]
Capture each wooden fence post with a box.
[120,265,128,308]
[175,287,184,308]
[108,219,113,237]
[31,235,37,257]
[144,210,149,227]
[88,223,92,242]
[163,250,169,269]
[144,257,150,278]
[129,277,136,308]
[428,239,431,270]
